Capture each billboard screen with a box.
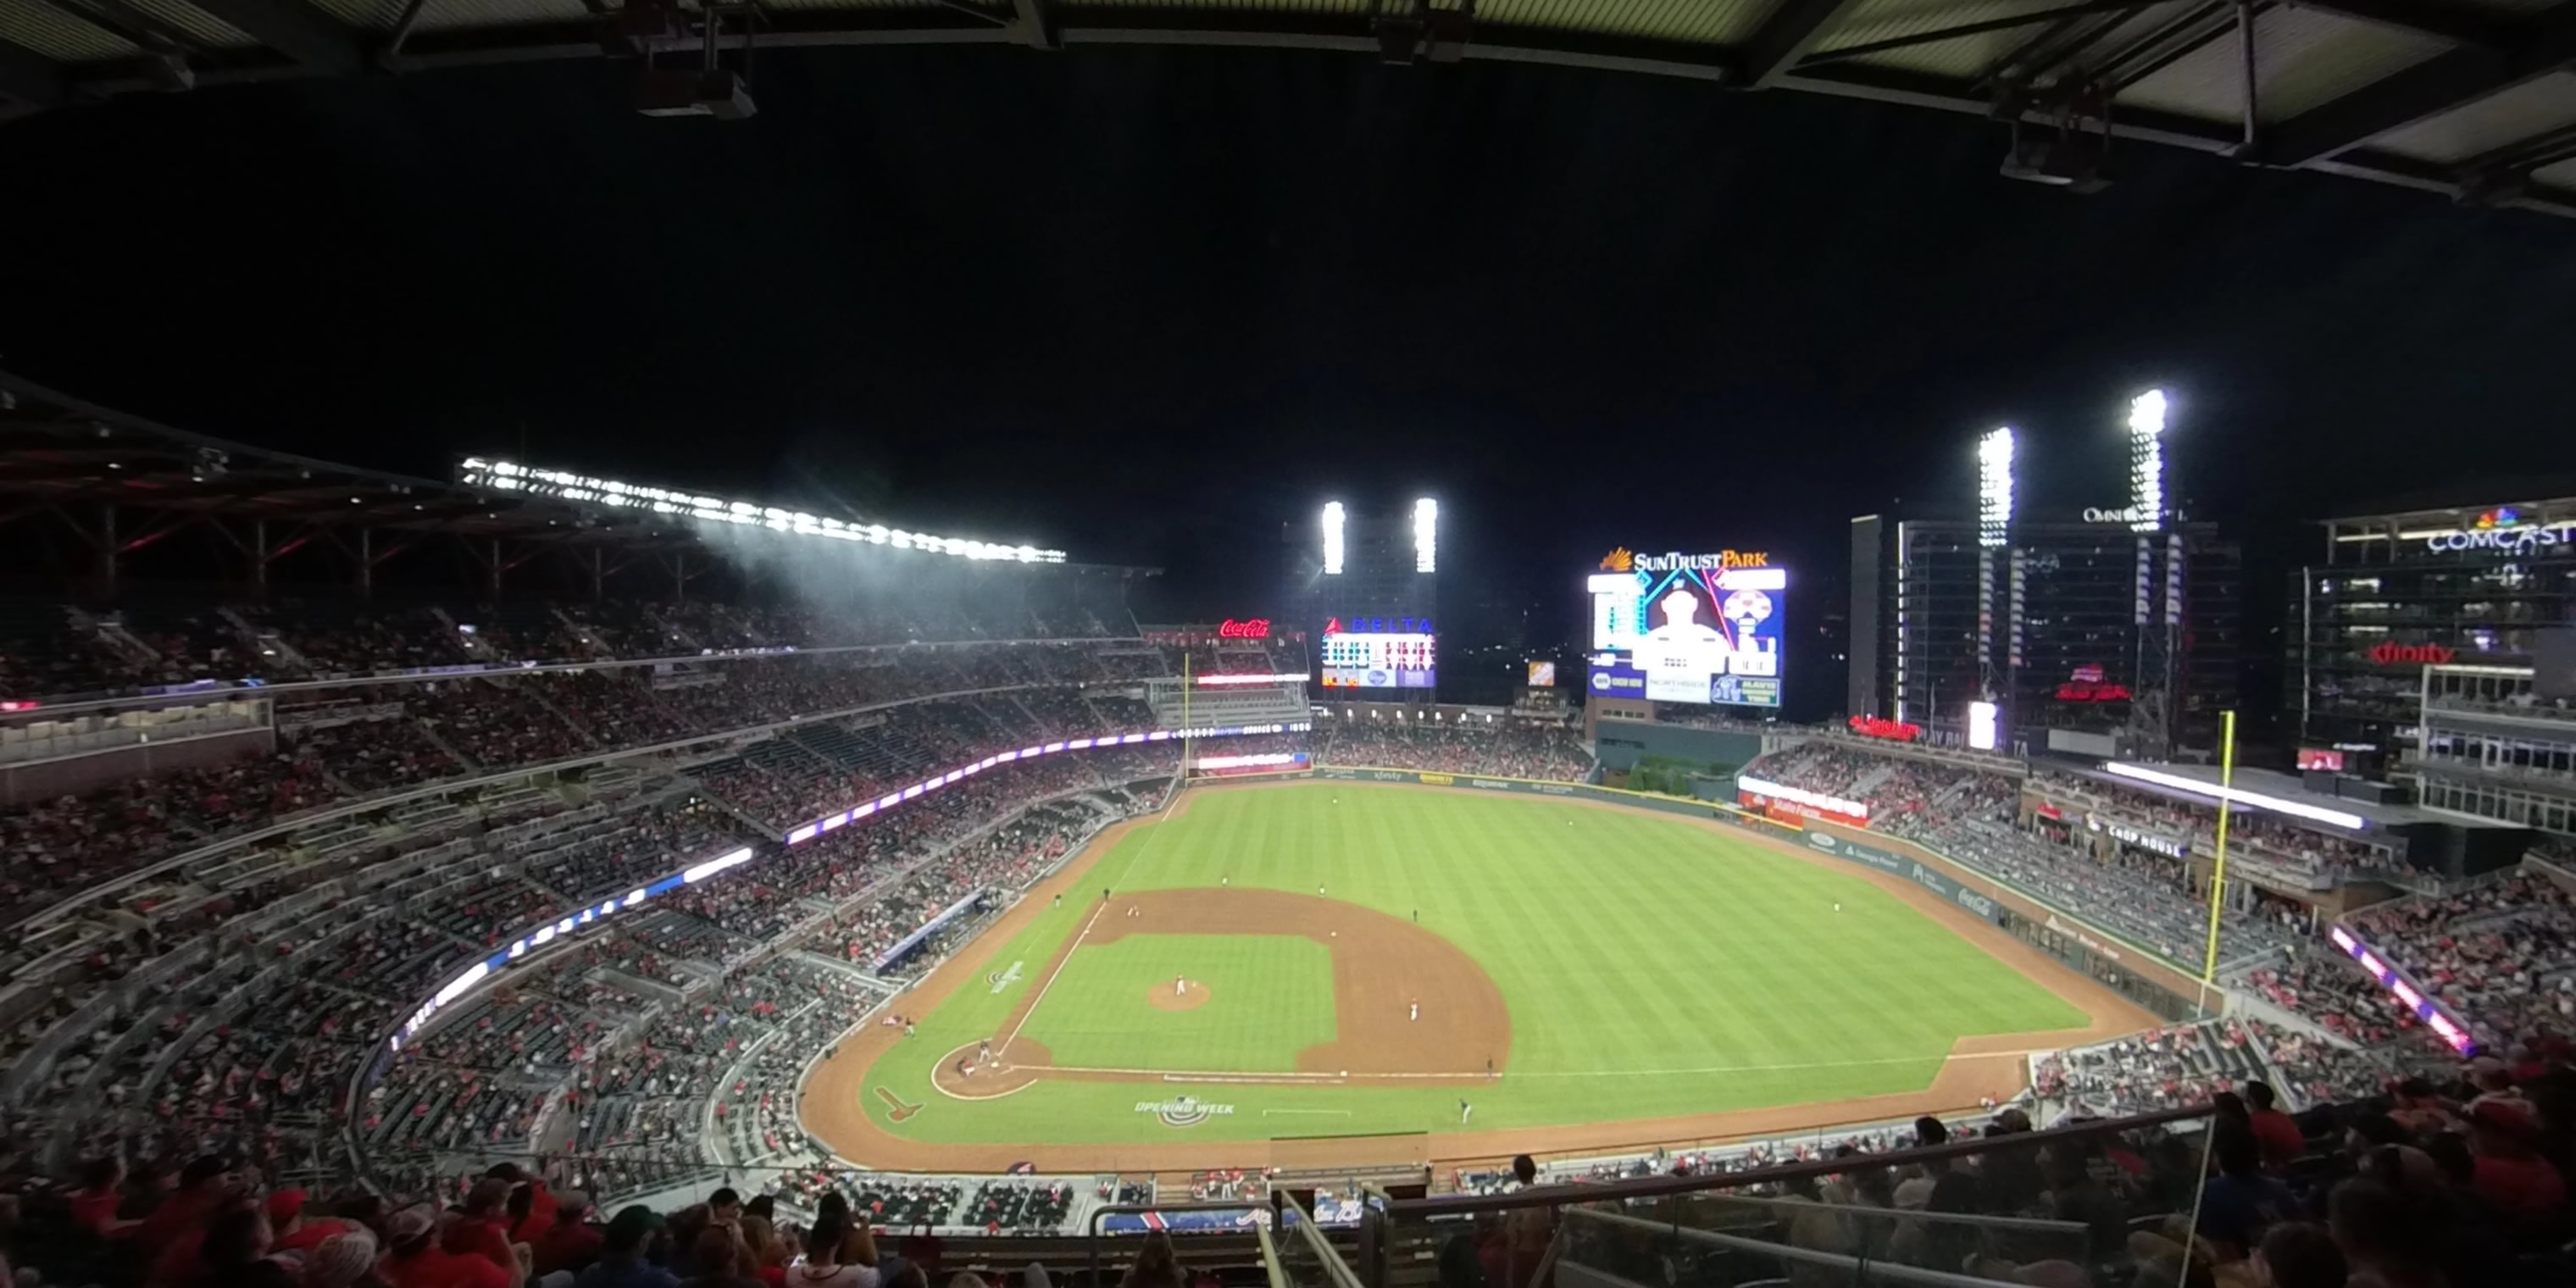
[1320,614,1435,689]
[1526,661,1556,687]
[1586,550,1784,708]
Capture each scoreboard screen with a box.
[1587,550,1785,708]
[1320,614,1436,689]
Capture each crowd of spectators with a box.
[1743,741,2004,832]
[1743,740,2304,966]
[2029,770,2398,880]
[2345,874,2576,1052]
[0,635,1181,927]
[2030,1019,2320,1119]
[3,678,1173,1241]
[3,590,1139,701]
[1309,719,1588,780]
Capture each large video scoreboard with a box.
[1586,548,1785,708]
[1320,614,1437,690]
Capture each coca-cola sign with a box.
[1218,618,1271,639]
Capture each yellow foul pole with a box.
[2195,709,2238,1017]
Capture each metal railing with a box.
[1085,1202,1274,1287]
[1378,1104,2207,1222]
[1563,1207,2024,1288]
[1280,1192,1370,1288]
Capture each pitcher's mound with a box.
[1149,981,1211,1012]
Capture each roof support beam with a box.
[2259,3,2576,164]
[1739,0,1870,88]
[1013,0,1058,49]
[185,0,364,75]
[0,37,67,106]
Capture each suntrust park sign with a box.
[1604,547,1771,571]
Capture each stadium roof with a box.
[2,0,2573,218]
[0,367,1154,574]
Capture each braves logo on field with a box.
[986,961,1024,994]
[1135,1096,1235,1127]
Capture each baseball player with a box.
[1409,999,1419,1022]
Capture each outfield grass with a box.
[862,783,2088,1146]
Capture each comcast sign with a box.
[2424,508,2574,555]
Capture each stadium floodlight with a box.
[1967,700,2000,752]
[2126,389,2167,534]
[1413,497,1439,573]
[1977,427,2015,549]
[1321,501,1346,575]
[456,458,1067,563]
[2101,760,2367,830]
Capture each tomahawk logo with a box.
[986,960,1024,995]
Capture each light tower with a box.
[2124,389,2179,759]
[1976,426,2016,743]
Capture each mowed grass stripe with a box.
[865,783,2090,1144]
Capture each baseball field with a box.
[803,780,2151,1170]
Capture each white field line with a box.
[988,781,1189,1062]
[992,900,1107,1062]
[1035,1051,2030,1082]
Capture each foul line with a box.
[992,901,1107,1062]
[1030,1051,2030,1082]
[988,796,1183,1064]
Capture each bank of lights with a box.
[1413,497,1439,573]
[2126,389,2167,534]
[1977,427,2015,549]
[458,458,1067,564]
[2101,760,2366,830]
[1321,502,1346,575]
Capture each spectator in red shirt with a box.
[67,1157,130,1237]
[2466,1099,2568,1221]
[380,1204,514,1288]
[532,1192,606,1279]
[443,1179,518,1274]
[141,1156,242,1288]
[2244,1081,2307,1172]
[269,1189,360,1256]
[488,1164,556,1241]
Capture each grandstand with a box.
[3,389,2572,1288]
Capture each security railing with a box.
[1361,1104,2214,1288]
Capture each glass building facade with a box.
[2294,499,2576,757]
[1851,515,2239,754]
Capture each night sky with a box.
[4,45,2574,715]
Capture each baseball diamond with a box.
[802,780,2152,1170]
